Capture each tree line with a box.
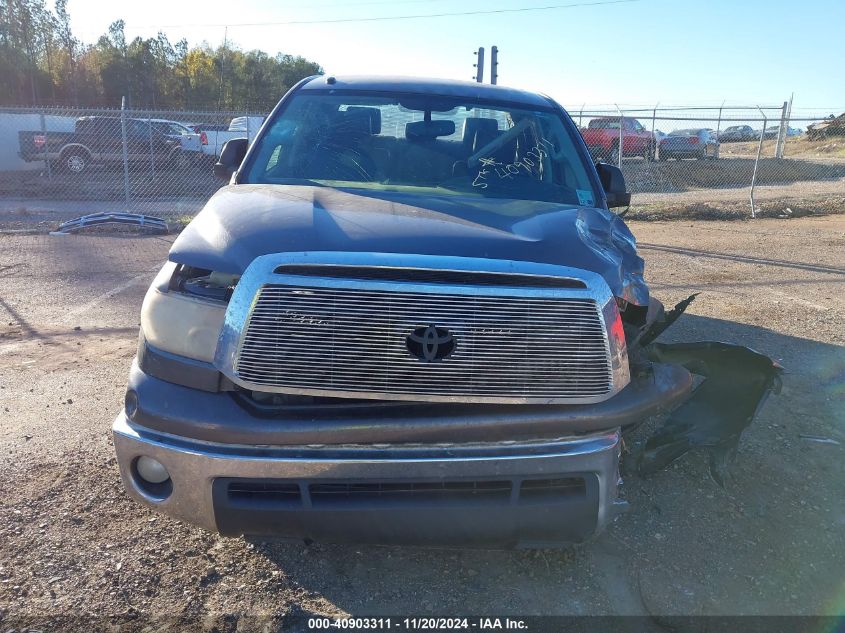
[0,0,324,110]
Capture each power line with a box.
[128,0,642,30]
[270,0,460,8]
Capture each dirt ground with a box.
[723,135,845,159]
[0,216,843,631]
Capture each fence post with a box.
[714,100,724,159]
[749,106,767,218]
[615,103,623,167]
[775,100,788,159]
[120,96,131,210]
[578,103,585,129]
[650,102,659,160]
[776,95,792,159]
[148,115,156,180]
[39,112,51,180]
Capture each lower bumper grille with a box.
[213,475,594,546]
[220,477,587,507]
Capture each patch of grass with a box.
[627,195,845,221]
[721,136,845,159]
[621,157,845,193]
[167,214,197,231]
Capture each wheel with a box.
[608,144,620,165]
[61,149,88,174]
[644,142,656,162]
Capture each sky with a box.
[65,0,844,116]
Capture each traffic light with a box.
[490,46,498,85]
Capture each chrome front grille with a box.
[233,283,615,404]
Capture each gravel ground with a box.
[0,216,843,631]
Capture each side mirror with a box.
[213,138,249,181]
[595,162,631,208]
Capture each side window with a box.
[99,119,119,136]
[126,120,145,137]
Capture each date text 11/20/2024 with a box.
[307,617,528,630]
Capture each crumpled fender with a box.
[574,209,649,306]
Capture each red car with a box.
[581,116,656,163]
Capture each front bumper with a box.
[113,415,624,548]
[113,354,691,547]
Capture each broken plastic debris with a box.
[637,341,783,487]
[631,293,699,349]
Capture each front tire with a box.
[61,149,88,174]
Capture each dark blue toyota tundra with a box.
[112,76,700,548]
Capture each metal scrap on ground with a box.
[49,212,169,235]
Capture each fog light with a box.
[124,390,139,419]
[136,456,170,484]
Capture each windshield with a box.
[158,122,189,135]
[241,92,600,207]
[588,119,621,129]
[669,129,698,136]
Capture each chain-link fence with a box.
[0,102,843,233]
[565,104,845,218]
[0,104,264,232]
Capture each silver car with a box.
[659,128,718,160]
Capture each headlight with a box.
[140,263,230,363]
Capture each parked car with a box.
[761,125,781,140]
[718,125,756,142]
[581,116,655,162]
[148,119,204,165]
[659,128,718,160]
[149,119,203,154]
[112,76,778,548]
[199,116,265,159]
[185,123,228,134]
[18,116,198,174]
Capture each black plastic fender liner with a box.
[637,341,783,486]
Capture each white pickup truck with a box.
[190,116,264,160]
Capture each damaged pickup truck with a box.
[112,76,780,548]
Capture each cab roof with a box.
[299,75,555,108]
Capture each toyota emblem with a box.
[406,324,456,362]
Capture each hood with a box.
[170,185,649,305]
